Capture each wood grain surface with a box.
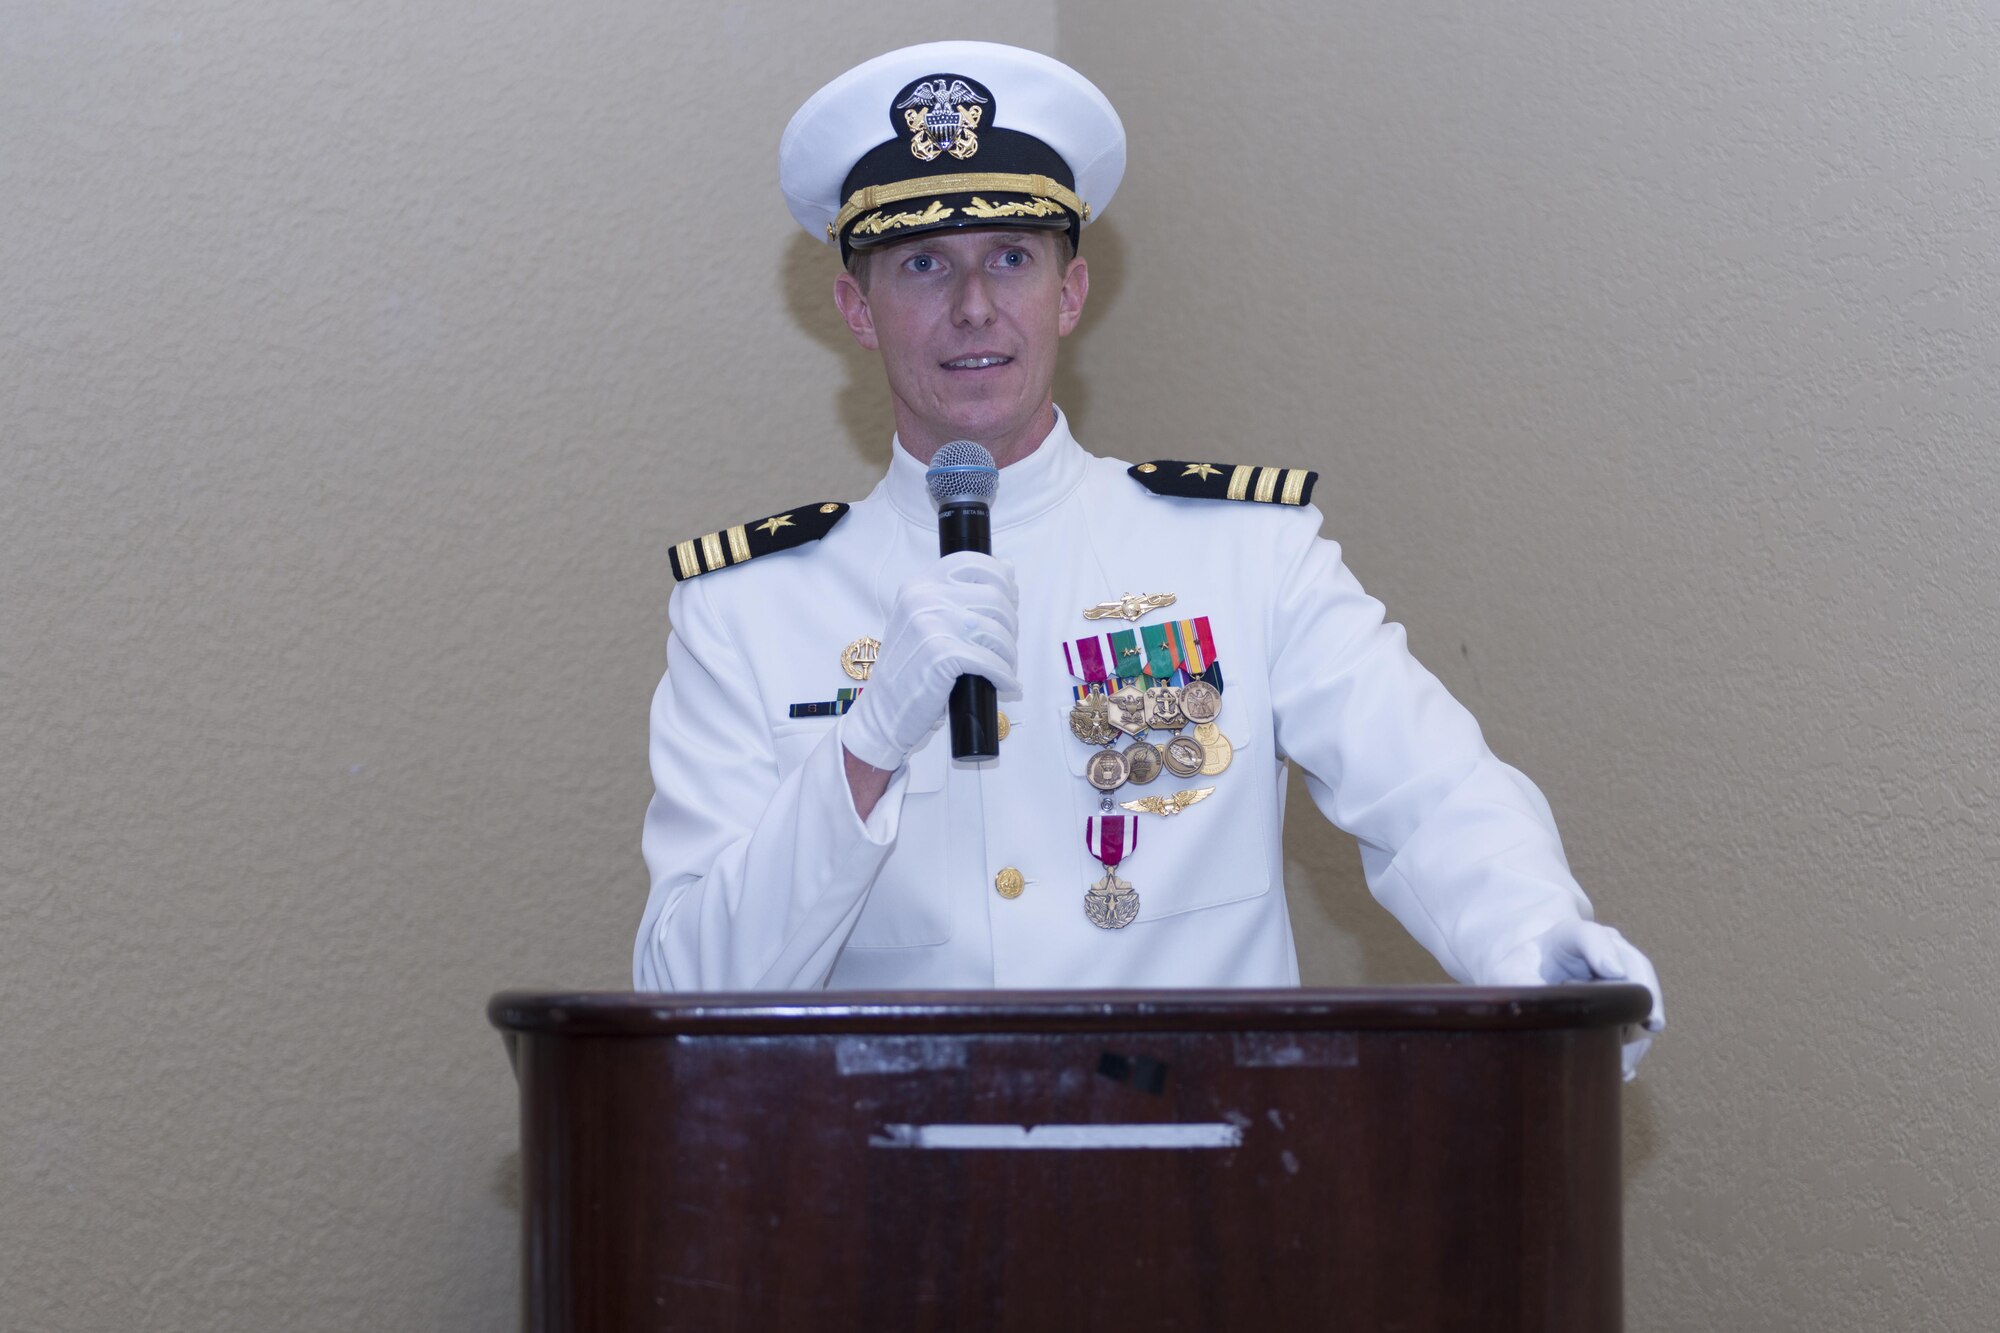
[494,987,1644,1331]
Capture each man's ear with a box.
[1057,256,1090,338]
[833,271,879,351]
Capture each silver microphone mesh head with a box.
[925,441,1000,507]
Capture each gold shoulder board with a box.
[669,502,851,582]
[1128,461,1317,507]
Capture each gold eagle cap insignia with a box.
[896,77,988,162]
[1083,592,1179,622]
[1119,787,1216,817]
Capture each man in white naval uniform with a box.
[636,42,1665,1073]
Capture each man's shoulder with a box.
[1073,453,1333,587]
[1122,459,1319,509]
[666,500,855,583]
[1081,454,1326,543]
[662,492,891,658]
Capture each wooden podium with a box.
[490,985,1648,1332]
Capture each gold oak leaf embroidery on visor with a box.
[961,195,1066,220]
[852,200,955,236]
[835,174,1086,234]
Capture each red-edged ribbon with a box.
[1085,814,1138,869]
[1064,635,1112,686]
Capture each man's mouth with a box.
[941,355,1012,370]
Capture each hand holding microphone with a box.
[838,549,1019,771]
[926,442,1005,758]
[840,440,1016,764]
[840,442,1013,769]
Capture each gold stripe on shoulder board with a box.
[669,501,851,582]
[1127,460,1318,508]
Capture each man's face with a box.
[833,228,1089,465]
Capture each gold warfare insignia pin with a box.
[895,75,989,162]
[1083,592,1179,622]
[840,636,880,681]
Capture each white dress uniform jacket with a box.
[636,412,1594,992]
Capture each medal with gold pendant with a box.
[1063,617,1232,930]
[1122,739,1163,784]
[1179,678,1222,724]
[1085,747,1130,792]
[1143,682,1184,730]
[1069,691,1118,746]
[1083,810,1141,929]
[1161,734,1205,778]
[1107,684,1149,736]
[1166,617,1230,773]
[1194,721,1232,774]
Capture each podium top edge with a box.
[487,985,1652,1036]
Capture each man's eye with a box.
[906,254,936,272]
[999,249,1028,267]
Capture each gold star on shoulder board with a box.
[755,514,795,535]
[1182,463,1221,480]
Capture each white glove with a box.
[1487,920,1665,1082]
[839,551,1021,772]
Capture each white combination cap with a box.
[780,41,1126,259]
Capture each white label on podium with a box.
[869,1123,1244,1150]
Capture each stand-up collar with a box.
[880,407,1091,531]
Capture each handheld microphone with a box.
[925,441,1001,760]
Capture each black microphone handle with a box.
[936,502,990,557]
[937,501,999,759]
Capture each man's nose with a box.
[951,270,997,326]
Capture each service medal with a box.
[1143,684,1184,730]
[1122,739,1163,785]
[1086,748,1131,792]
[1179,679,1222,725]
[1069,694,1118,746]
[1084,873,1140,929]
[1108,685,1149,737]
[1083,815,1141,928]
[1162,735,1206,778]
[1198,730,1233,775]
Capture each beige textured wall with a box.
[1061,2,1999,1329]
[7,1,1996,1329]
[2,3,1053,1329]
